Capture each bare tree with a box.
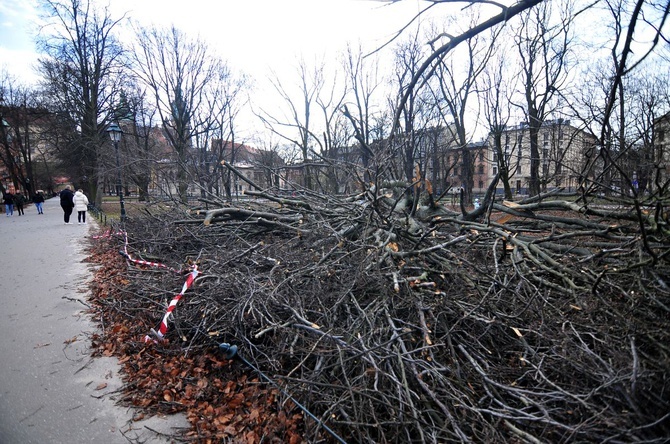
[427,12,501,204]
[341,44,386,186]
[391,35,429,186]
[569,0,670,200]
[513,1,575,196]
[36,0,125,205]
[629,70,670,195]
[193,65,249,200]
[259,58,331,191]
[391,0,544,134]
[112,87,159,201]
[132,24,222,203]
[480,52,516,199]
[0,76,44,197]
[252,137,285,190]
[310,68,350,194]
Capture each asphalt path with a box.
[0,197,188,443]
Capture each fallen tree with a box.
[89,182,670,443]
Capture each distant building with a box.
[413,126,490,196]
[488,119,598,195]
[653,111,670,190]
[0,105,63,196]
[211,140,286,196]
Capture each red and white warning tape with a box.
[119,250,181,273]
[144,265,200,344]
[91,230,124,239]
[94,229,200,344]
[118,231,181,273]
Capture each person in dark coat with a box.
[59,185,75,224]
[14,193,25,216]
[33,190,45,214]
[3,192,14,217]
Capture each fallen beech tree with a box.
[94,182,670,443]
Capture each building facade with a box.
[488,119,598,195]
[652,112,670,190]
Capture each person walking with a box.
[33,190,45,214]
[14,193,25,216]
[3,191,14,217]
[59,185,75,224]
[73,188,89,224]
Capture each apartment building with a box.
[412,125,491,196]
[653,111,670,188]
[0,106,61,196]
[210,139,285,196]
[488,119,598,195]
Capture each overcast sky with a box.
[0,0,429,84]
[2,1,666,142]
[0,0,441,139]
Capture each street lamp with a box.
[107,122,126,221]
[1,118,11,145]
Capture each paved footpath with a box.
[0,197,188,443]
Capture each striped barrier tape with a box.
[119,250,181,273]
[91,230,124,239]
[116,231,181,273]
[94,229,199,343]
[144,265,200,344]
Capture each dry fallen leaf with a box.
[64,336,78,345]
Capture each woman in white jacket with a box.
[72,189,90,224]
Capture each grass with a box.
[97,196,176,223]
[98,197,146,221]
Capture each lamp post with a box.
[107,122,126,221]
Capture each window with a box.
[478,165,484,174]
[492,166,498,175]
[493,153,498,162]
[479,180,484,189]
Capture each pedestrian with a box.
[33,190,45,214]
[14,193,25,216]
[3,191,14,217]
[59,185,75,224]
[73,188,89,224]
